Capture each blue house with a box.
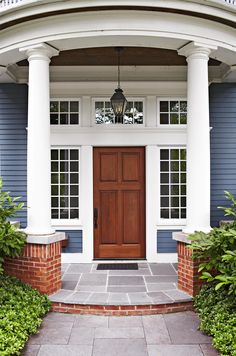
[0,0,236,265]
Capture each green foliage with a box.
[0,178,26,273]
[218,190,236,218]
[194,284,236,356]
[0,275,51,355]
[189,191,236,295]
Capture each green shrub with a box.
[0,275,51,355]
[194,284,236,356]
[0,178,26,273]
[189,191,236,295]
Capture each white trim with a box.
[157,97,187,128]
[156,253,178,263]
[146,145,159,262]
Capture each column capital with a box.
[19,43,59,62]
[178,42,217,61]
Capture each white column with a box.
[20,43,58,235]
[179,43,216,233]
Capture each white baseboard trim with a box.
[156,253,178,263]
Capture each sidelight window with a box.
[51,148,79,220]
[160,148,186,221]
[50,99,80,125]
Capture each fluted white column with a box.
[20,43,58,235]
[179,43,216,233]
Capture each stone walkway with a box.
[22,311,219,356]
[49,263,191,305]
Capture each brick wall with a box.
[177,241,203,296]
[4,241,62,294]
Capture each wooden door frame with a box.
[93,146,146,260]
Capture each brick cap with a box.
[172,231,191,244]
[26,232,66,245]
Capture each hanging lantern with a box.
[110,47,127,124]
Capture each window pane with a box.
[70,150,79,160]
[60,150,69,160]
[60,101,68,112]
[171,209,179,218]
[70,114,79,125]
[70,162,79,172]
[181,185,186,195]
[161,197,169,207]
[60,197,68,208]
[171,150,179,160]
[161,185,169,195]
[171,173,179,183]
[180,101,187,112]
[60,173,69,184]
[181,197,186,207]
[70,173,79,184]
[51,209,58,219]
[181,161,186,171]
[160,161,169,172]
[160,173,169,184]
[171,185,179,195]
[160,113,169,125]
[51,150,58,160]
[70,101,79,112]
[170,113,179,124]
[181,209,186,218]
[171,197,179,207]
[60,162,68,172]
[60,114,69,125]
[171,161,179,171]
[181,173,186,183]
[51,162,58,172]
[60,209,68,219]
[160,149,169,160]
[71,209,79,219]
[51,197,58,208]
[50,114,59,125]
[51,185,58,196]
[161,209,169,218]
[70,197,78,208]
[180,149,186,160]
[180,113,187,125]
[60,185,69,195]
[51,174,58,184]
[50,101,58,112]
[170,101,179,112]
[70,185,79,195]
[160,101,168,112]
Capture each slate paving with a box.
[22,311,219,356]
[50,262,192,305]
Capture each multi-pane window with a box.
[51,148,79,220]
[160,148,186,220]
[159,100,187,125]
[95,100,144,124]
[50,100,80,125]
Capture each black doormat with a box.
[97,263,138,270]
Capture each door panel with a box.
[94,147,145,259]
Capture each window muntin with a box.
[95,99,144,125]
[160,148,186,220]
[51,148,79,220]
[159,100,187,125]
[50,100,80,125]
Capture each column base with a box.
[4,232,66,295]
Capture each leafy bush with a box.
[189,191,236,295]
[0,178,26,273]
[0,275,51,355]
[194,284,236,356]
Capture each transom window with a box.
[160,148,186,220]
[51,148,79,220]
[159,100,187,125]
[50,100,80,125]
[94,99,144,124]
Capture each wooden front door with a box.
[93,147,145,259]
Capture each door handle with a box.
[94,208,98,229]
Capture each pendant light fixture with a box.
[110,47,127,124]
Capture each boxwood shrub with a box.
[194,283,236,356]
[0,275,51,355]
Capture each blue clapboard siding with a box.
[210,83,236,227]
[0,84,28,228]
[57,230,83,253]
[157,230,181,253]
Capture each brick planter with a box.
[177,241,203,296]
[4,233,65,295]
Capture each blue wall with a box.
[0,84,28,227]
[57,230,83,253]
[157,230,181,253]
[210,83,236,227]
